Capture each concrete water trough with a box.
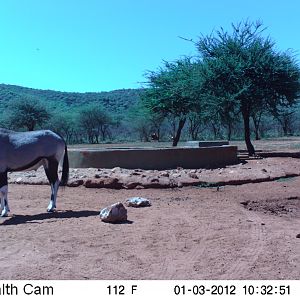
[184,140,229,148]
[68,145,238,170]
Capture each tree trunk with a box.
[251,115,261,140]
[282,120,288,136]
[143,128,150,142]
[100,126,107,141]
[188,116,201,140]
[211,123,217,139]
[172,118,186,147]
[242,110,255,156]
[253,118,260,140]
[28,122,35,131]
[190,123,200,140]
[227,122,232,141]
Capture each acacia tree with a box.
[47,112,77,143]
[204,93,238,140]
[197,20,300,155]
[143,58,203,146]
[7,97,51,131]
[128,103,165,141]
[79,105,113,143]
[188,111,208,140]
[272,106,296,136]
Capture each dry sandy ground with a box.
[1,163,299,280]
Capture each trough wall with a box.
[68,145,238,170]
[184,140,229,147]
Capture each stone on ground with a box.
[99,202,127,223]
[125,197,151,207]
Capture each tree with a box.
[148,111,165,141]
[47,112,77,143]
[188,112,207,140]
[272,106,296,136]
[197,20,300,155]
[79,105,113,143]
[203,94,238,140]
[251,107,265,140]
[7,97,51,131]
[127,102,165,142]
[142,58,203,146]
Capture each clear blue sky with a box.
[0,0,299,92]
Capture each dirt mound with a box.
[241,197,300,218]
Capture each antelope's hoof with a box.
[47,206,56,213]
[0,210,8,217]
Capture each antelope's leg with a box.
[44,159,59,212]
[0,172,9,217]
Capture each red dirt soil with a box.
[1,160,300,279]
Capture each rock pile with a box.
[7,157,300,190]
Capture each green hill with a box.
[0,83,141,114]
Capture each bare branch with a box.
[178,36,196,45]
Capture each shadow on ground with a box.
[0,210,100,226]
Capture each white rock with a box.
[99,202,127,223]
[16,177,23,183]
[125,197,151,208]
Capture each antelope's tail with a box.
[60,143,69,186]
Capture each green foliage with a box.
[127,101,166,141]
[196,20,300,154]
[142,58,205,145]
[143,58,202,117]
[46,111,78,143]
[0,84,141,143]
[187,111,208,140]
[0,84,140,115]
[6,97,51,131]
[78,104,114,143]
